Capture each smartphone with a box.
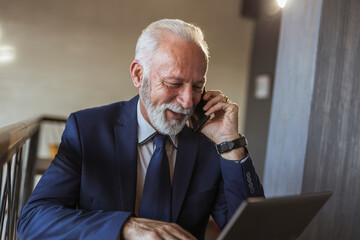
[191,90,210,132]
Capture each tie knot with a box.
[153,134,167,149]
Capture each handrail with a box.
[0,116,67,168]
[0,117,42,169]
[0,115,66,240]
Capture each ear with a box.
[130,60,144,89]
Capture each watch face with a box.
[226,141,235,151]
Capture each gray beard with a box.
[139,78,193,135]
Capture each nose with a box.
[177,85,194,109]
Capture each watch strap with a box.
[216,135,248,154]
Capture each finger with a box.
[154,223,195,240]
[144,231,163,240]
[204,95,232,114]
[164,223,197,240]
[153,227,177,240]
[203,95,227,111]
[156,228,183,240]
[203,90,222,101]
[203,90,230,109]
[205,101,238,117]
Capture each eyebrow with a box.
[170,77,206,84]
[158,74,206,85]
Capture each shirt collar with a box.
[137,100,177,148]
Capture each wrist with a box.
[216,135,247,153]
[213,133,242,145]
[220,147,247,160]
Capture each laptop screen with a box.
[217,192,332,240]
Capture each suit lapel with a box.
[114,96,138,212]
[113,97,200,218]
[171,127,199,222]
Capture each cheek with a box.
[150,88,177,105]
[194,95,201,106]
[149,79,176,105]
[192,93,202,107]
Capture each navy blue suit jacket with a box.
[17,96,264,240]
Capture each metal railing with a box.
[0,116,66,240]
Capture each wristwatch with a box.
[216,135,248,154]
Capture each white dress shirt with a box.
[135,101,178,216]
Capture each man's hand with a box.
[200,90,246,160]
[121,217,196,240]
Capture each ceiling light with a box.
[277,0,287,8]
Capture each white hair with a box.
[135,19,209,78]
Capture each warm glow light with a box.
[277,0,287,8]
[0,45,16,64]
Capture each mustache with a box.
[163,103,193,115]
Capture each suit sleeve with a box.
[17,113,132,240]
[211,155,264,229]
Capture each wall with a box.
[0,0,255,131]
[244,1,281,181]
[264,0,360,238]
[301,0,360,238]
[263,0,323,196]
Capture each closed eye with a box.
[160,77,183,88]
[164,81,183,88]
[193,85,203,92]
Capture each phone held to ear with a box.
[191,91,210,132]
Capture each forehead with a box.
[149,34,208,79]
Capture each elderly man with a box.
[17,19,264,240]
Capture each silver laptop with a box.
[217,192,332,240]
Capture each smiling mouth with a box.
[166,109,186,120]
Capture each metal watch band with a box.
[216,135,248,154]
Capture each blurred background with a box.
[1,0,359,239]
[0,0,282,180]
[0,0,257,128]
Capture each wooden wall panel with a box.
[263,0,359,238]
[263,0,323,197]
[300,0,360,239]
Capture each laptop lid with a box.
[217,192,332,240]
